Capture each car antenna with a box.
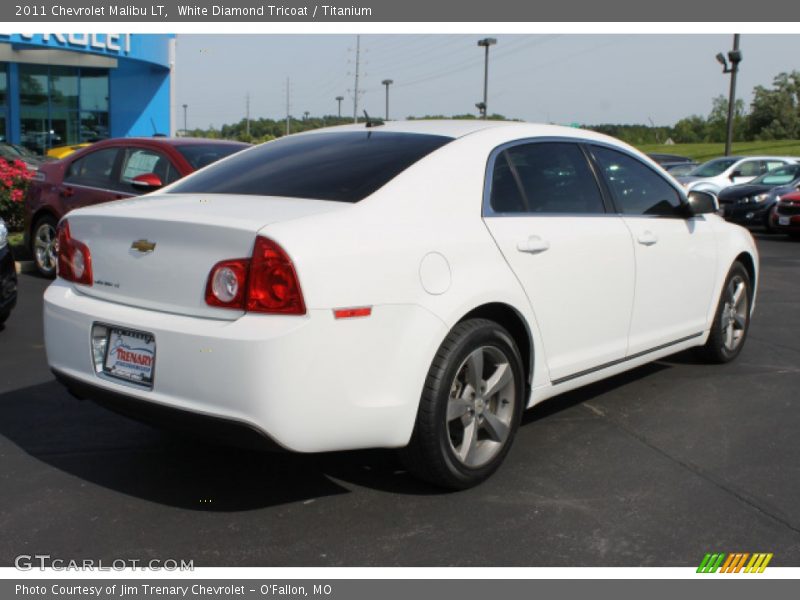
[363,110,384,128]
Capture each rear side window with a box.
[591,146,682,216]
[489,142,605,214]
[175,143,248,170]
[65,148,119,188]
[168,132,452,203]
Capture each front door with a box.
[590,145,718,356]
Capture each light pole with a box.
[381,79,393,120]
[336,96,344,118]
[716,34,742,156]
[477,37,497,120]
[182,103,188,135]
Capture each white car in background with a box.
[44,121,758,489]
[677,155,798,194]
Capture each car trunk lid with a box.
[65,193,346,319]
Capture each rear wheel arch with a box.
[456,302,533,388]
[29,207,59,241]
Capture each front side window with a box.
[691,158,737,178]
[168,132,452,203]
[118,148,178,189]
[64,148,119,188]
[592,146,682,216]
[489,142,605,214]
[736,161,762,177]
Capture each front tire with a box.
[696,262,752,364]
[0,309,9,326]
[400,319,525,490]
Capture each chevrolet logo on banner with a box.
[697,552,773,573]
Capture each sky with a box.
[174,34,800,130]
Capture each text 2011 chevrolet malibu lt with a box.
[44,121,758,488]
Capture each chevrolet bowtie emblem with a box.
[131,240,156,253]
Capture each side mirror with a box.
[729,170,742,180]
[686,190,718,216]
[131,173,163,190]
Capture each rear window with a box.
[168,131,453,202]
[175,143,249,170]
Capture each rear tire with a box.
[400,318,525,490]
[695,262,752,364]
[31,215,58,279]
[0,309,9,326]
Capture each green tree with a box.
[746,71,800,140]
[707,95,746,143]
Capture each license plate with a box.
[779,216,791,226]
[103,327,156,385]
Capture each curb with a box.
[15,261,36,275]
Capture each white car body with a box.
[678,155,798,195]
[44,121,758,467]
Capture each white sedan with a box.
[677,155,797,194]
[44,121,758,489]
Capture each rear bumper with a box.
[0,247,17,313]
[44,279,447,452]
[53,369,283,450]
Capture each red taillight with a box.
[56,220,93,285]
[204,237,305,315]
[246,237,306,315]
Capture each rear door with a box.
[482,140,635,383]
[61,147,124,210]
[589,145,717,356]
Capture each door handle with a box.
[636,230,658,246]
[517,235,550,254]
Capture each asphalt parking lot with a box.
[1,235,799,567]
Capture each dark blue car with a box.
[718,162,800,231]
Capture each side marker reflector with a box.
[333,307,372,319]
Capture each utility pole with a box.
[716,34,742,157]
[381,79,393,120]
[285,77,291,135]
[182,103,188,135]
[245,93,250,137]
[353,34,361,123]
[477,37,497,120]
[336,96,344,117]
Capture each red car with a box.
[25,137,250,277]
[769,190,800,238]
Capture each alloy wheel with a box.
[34,222,57,274]
[721,274,748,352]
[446,345,516,468]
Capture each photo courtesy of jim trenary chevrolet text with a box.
[1,0,800,598]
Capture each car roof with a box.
[298,119,626,145]
[116,137,250,147]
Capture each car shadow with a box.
[0,359,675,510]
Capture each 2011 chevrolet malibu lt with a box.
[44,121,758,489]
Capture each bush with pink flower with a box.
[0,158,34,232]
